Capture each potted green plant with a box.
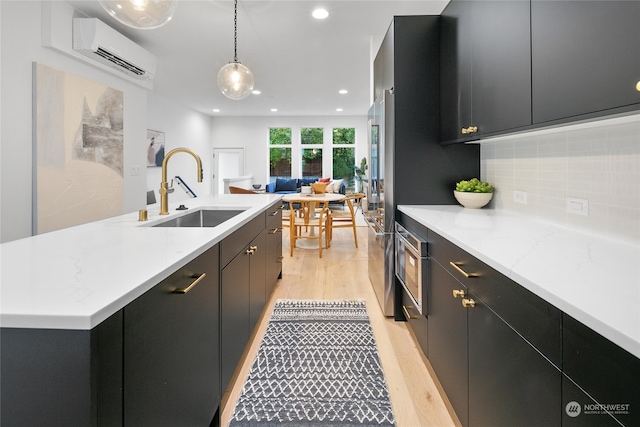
[454,178,494,208]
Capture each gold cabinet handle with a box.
[269,228,281,234]
[250,245,258,251]
[245,248,255,255]
[462,298,476,308]
[636,81,640,92]
[461,126,478,135]
[269,210,279,216]
[449,261,478,278]
[277,256,284,263]
[402,305,418,320]
[173,272,206,294]
[452,289,466,298]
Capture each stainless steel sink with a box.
[152,209,245,228]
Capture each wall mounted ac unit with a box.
[73,18,157,81]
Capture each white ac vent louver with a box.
[72,18,157,81]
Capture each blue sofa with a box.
[267,178,347,208]
[266,177,320,194]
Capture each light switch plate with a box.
[566,197,589,216]
[514,190,528,204]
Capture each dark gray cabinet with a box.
[427,230,562,427]
[399,278,428,355]
[264,204,283,297]
[373,15,480,210]
[124,245,220,426]
[441,0,640,142]
[440,0,531,143]
[220,240,252,393]
[220,203,282,393]
[1,311,123,426]
[467,294,561,427]
[562,313,640,427]
[428,259,469,426]
[249,232,267,332]
[532,0,640,124]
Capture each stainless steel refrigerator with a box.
[365,89,395,316]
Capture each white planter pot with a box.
[454,190,493,209]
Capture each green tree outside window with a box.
[269,128,291,145]
[301,128,323,145]
[332,128,355,145]
[269,128,292,179]
[270,147,291,178]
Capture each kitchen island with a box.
[0,193,282,329]
[0,193,283,426]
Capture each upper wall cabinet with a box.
[440,0,532,143]
[532,0,640,124]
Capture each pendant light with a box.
[217,0,254,100]
[99,0,178,30]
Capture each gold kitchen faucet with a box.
[159,148,203,215]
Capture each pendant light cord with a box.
[233,0,238,63]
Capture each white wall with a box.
[0,1,214,243]
[210,115,368,193]
[481,114,640,243]
[0,1,147,242]
[146,92,213,204]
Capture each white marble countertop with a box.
[398,205,640,359]
[0,194,282,330]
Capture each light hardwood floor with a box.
[220,224,460,427]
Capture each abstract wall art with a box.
[33,62,124,234]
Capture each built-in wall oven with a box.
[395,222,428,317]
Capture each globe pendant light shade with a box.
[218,62,254,100]
[99,0,178,30]
[218,0,254,100]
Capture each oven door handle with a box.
[396,233,420,261]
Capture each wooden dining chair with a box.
[288,199,331,258]
[229,186,256,194]
[328,193,361,248]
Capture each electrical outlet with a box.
[514,190,528,204]
[131,165,141,176]
[567,198,589,216]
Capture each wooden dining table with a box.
[281,192,346,248]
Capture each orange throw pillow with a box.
[310,182,328,194]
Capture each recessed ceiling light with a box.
[252,90,261,95]
[339,89,348,94]
[336,108,343,112]
[312,8,329,19]
[212,109,220,113]
[270,108,278,112]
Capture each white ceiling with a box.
[66,1,450,117]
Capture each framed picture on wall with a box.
[147,129,165,167]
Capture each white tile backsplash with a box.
[481,114,640,242]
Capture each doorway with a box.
[213,148,245,195]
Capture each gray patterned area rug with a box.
[228,299,396,427]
